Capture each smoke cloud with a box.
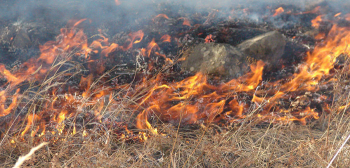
[1,0,349,26]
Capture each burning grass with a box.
[1,3,350,167]
[1,55,350,167]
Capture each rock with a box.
[304,29,319,37]
[181,43,249,78]
[237,31,286,68]
[282,39,309,64]
[12,29,32,49]
[217,28,267,46]
[181,31,287,78]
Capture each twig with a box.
[13,142,49,168]
[327,133,350,168]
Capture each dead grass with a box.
[2,117,350,167]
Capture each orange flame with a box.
[205,34,214,43]
[334,13,341,17]
[135,61,265,129]
[146,38,159,57]
[179,17,191,27]
[160,34,171,42]
[119,30,144,51]
[154,14,169,20]
[311,15,323,28]
[273,7,284,16]
[0,89,19,117]
[346,14,350,21]
[302,6,321,14]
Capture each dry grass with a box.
[2,116,350,167]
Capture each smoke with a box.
[1,0,349,25]
[1,0,350,43]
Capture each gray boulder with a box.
[181,43,249,78]
[237,31,286,68]
[181,31,286,78]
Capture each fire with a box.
[179,17,191,27]
[143,38,159,57]
[0,18,179,141]
[302,6,321,14]
[0,89,19,117]
[346,14,350,21]
[21,114,41,137]
[205,34,215,43]
[135,61,265,129]
[1,9,350,143]
[161,34,171,42]
[153,14,169,20]
[334,13,341,17]
[311,15,323,28]
[256,21,350,121]
[315,32,326,40]
[133,13,350,129]
[273,7,284,16]
[121,30,144,50]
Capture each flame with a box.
[1,11,350,142]
[0,89,19,117]
[39,20,90,64]
[143,38,159,57]
[301,6,321,14]
[135,61,265,129]
[205,34,214,43]
[284,6,322,16]
[315,32,326,40]
[334,13,341,17]
[134,15,350,129]
[21,114,41,136]
[131,30,144,44]
[273,7,284,16]
[346,14,350,21]
[312,15,323,28]
[153,14,169,20]
[0,19,127,139]
[161,34,171,42]
[0,64,28,86]
[179,17,191,27]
